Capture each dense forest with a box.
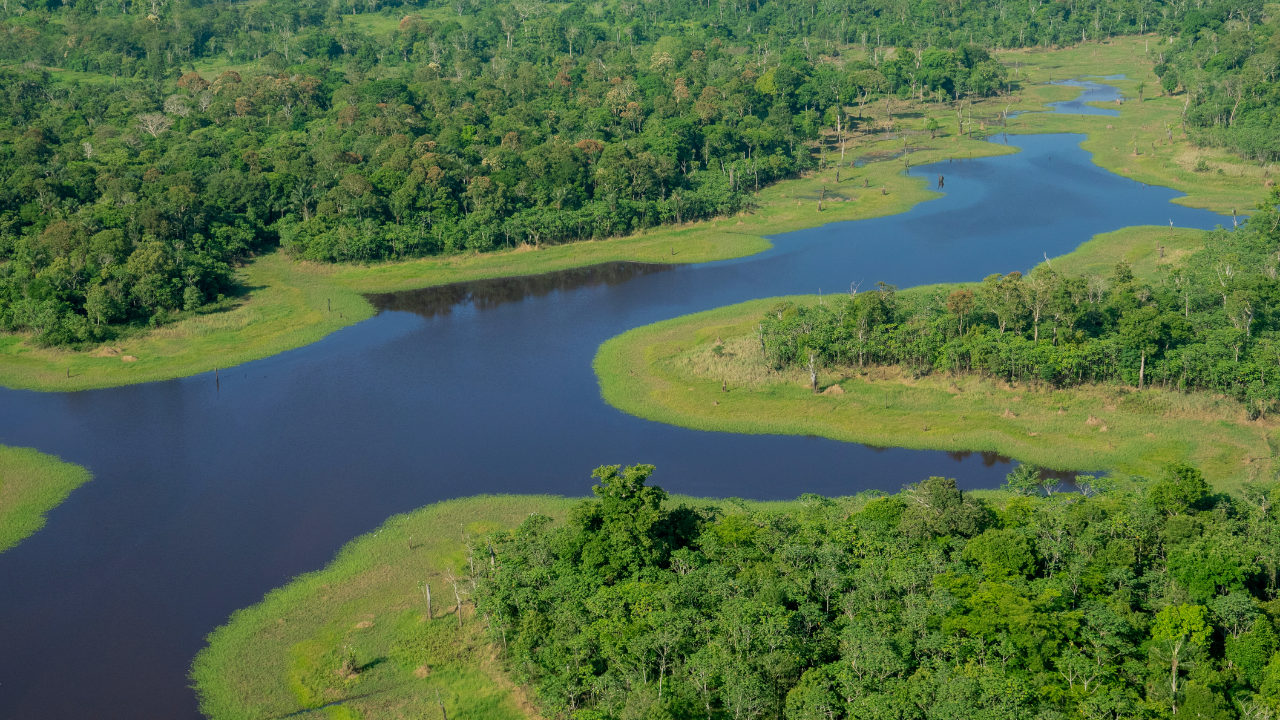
[0,0,1270,344]
[476,463,1280,720]
[758,189,1280,414]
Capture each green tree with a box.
[1151,603,1212,715]
[1151,463,1211,516]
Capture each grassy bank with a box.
[0,129,1011,392]
[3,41,1261,392]
[192,491,849,720]
[191,495,576,720]
[594,225,1278,489]
[0,445,92,553]
[998,39,1271,215]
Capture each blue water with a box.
[1045,76,1125,116]
[0,128,1226,716]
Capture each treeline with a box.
[759,193,1280,415]
[1152,4,1280,163]
[475,462,1280,720]
[0,0,1257,344]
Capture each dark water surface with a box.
[0,130,1226,717]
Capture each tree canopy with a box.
[758,197,1280,414]
[476,463,1280,720]
[0,0,1264,345]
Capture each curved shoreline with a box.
[0,445,92,553]
[8,40,1265,392]
[592,224,1272,489]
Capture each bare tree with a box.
[135,113,173,138]
[163,94,190,117]
[1025,267,1057,342]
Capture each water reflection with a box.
[1046,76,1124,116]
[0,125,1229,719]
[366,261,676,318]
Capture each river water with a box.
[0,89,1229,717]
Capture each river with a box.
[0,87,1229,717]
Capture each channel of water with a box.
[0,83,1229,718]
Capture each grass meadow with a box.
[0,445,92,553]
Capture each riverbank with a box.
[193,490,870,720]
[0,446,92,553]
[997,39,1270,215]
[190,495,577,720]
[2,40,1262,392]
[593,225,1277,489]
[0,130,1012,392]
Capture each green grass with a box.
[594,225,1277,490]
[190,490,874,720]
[0,445,92,553]
[3,40,1260,392]
[190,495,573,720]
[998,38,1272,215]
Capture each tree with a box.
[1004,463,1041,496]
[1025,267,1058,342]
[947,288,975,335]
[135,113,173,138]
[980,272,1026,335]
[1118,306,1161,389]
[964,527,1036,577]
[569,464,680,580]
[1150,463,1211,516]
[1151,604,1211,715]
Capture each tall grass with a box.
[0,445,92,553]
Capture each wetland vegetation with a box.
[195,462,1280,720]
[3,0,1275,389]
[0,445,91,553]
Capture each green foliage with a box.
[1153,603,1213,648]
[2,0,1250,345]
[759,213,1280,408]
[963,527,1036,578]
[476,465,1280,720]
[1152,462,1213,516]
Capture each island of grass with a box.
[594,223,1280,489]
[4,40,1266,392]
[0,445,92,553]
